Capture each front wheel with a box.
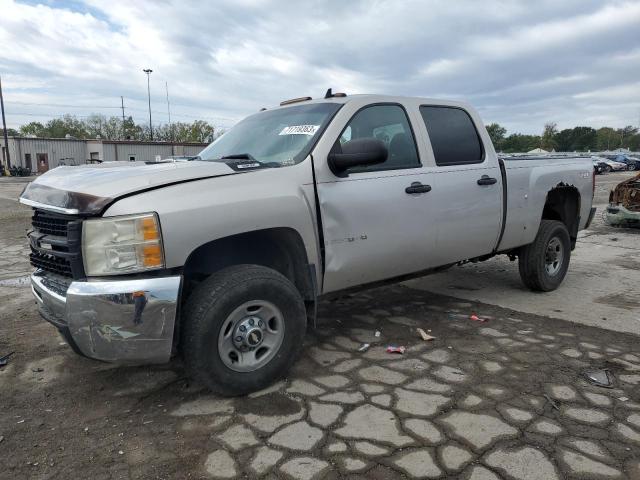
[181,265,307,396]
[518,220,571,292]
[628,164,635,171]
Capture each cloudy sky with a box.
[1,0,639,134]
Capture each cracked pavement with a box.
[1,174,640,479]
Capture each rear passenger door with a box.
[315,103,437,293]
[418,106,503,265]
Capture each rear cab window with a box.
[419,106,484,166]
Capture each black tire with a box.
[628,164,635,171]
[181,264,306,396]
[518,220,571,292]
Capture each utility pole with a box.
[0,75,11,169]
[143,68,153,140]
[165,81,172,142]
[121,96,126,140]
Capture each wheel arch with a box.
[182,227,317,304]
[541,184,581,247]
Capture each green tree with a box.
[554,127,597,152]
[0,127,19,136]
[19,121,45,136]
[618,126,638,149]
[41,114,88,138]
[540,122,558,151]
[486,123,507,151]
[84,114,108,138]
[502,134,541,153]
[596,127,617,151]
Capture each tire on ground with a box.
[181,264,307,396]
[518,219,571,292]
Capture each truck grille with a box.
[32,210,69,237]
[30,251,74,277]
[29,209,84,279]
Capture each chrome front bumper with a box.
[31,270,181,364]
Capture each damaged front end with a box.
[606,172,640,227]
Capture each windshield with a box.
[199,102,342,166]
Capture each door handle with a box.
[477,175,497,186]
[405,182,432,194]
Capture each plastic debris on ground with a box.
[469,313,489,323]
[374,330,381,338]
[386,345,406,354]
[583,369,614,388]
[358,343,370,352]
[0,352,14,368]
[416,328,435,341]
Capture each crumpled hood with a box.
[20,160,238,215]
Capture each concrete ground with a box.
[1,172,639,479]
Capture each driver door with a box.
[314,103,436,293]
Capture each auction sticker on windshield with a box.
[279,125,320,135]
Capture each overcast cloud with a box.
[1,0,639,133]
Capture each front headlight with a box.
[82,213,165,276]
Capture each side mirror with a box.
[328,138,388,175]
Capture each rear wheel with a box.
[181,264,307,396]
[628,164,635,171]
[518,220,571,292]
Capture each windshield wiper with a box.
[220,153,255,161]
[218,153,281,169]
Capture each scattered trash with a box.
[386,345,406,354]
[619,397,629,402]
[583,369,614,388]
[416,328,435,341]
[16,419,25,424]
[31,367,44,373]
[0,436,4,443]
[374,330,381,338]
[143,420,153,425]
[0,352,14,368]
[357,343,370,352]
[543,394,560,411]
[118,450,124,455]
[469,313,488,323]
[84,427,89,433]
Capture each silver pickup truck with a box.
[20,93,596,395]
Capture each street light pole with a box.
[143,68,153,141]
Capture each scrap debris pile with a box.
[605,172,640,227]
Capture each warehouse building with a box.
[0,136,209,173]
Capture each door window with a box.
[419,106,484,166]
[334,104,420,172]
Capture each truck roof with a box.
[272,93,472,110]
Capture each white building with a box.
[1,136,209,173]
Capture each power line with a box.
[5,100,237,121]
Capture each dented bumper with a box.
[606,204,640,226]
[31,270,181,364]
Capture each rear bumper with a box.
[31,270,181,364]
